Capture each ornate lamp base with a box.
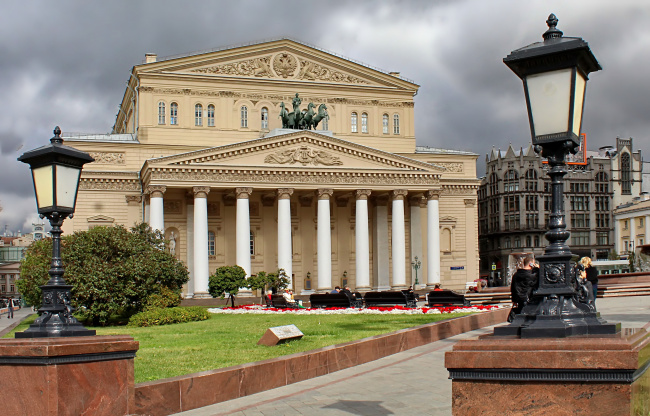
[495,253,621,338]
[15,283,96,338]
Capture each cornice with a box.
[146,133,441,173]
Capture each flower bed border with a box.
[134,307,509,415]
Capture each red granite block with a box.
[239,359,287,396]
[179,367,242,411]
[134,378,181,416]
[285,349,330,384]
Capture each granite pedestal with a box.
[0,335,138,416]
[445,328,650,415]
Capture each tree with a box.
[608,249,620,260]
[17,223,188,325]
[208,265,247,307]
[246,269,290,303]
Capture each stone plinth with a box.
[445,328,650,415]
[0,335,138,416]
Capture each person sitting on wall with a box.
[510,254,539,317]
[330,286,341,294]
[580,256,598,303]
[282,289,298,307]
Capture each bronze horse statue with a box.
[279,101,301,129]
[299,102,316,130]
[312,104,329,130]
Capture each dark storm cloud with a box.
[1,0,648,233]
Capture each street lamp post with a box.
[16,126,96,338]
[494,15,619,338]
[411,256,421,287]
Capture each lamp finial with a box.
[51,126,63,144]
[543,13,563,40]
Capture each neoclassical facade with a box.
[64,39,479,296]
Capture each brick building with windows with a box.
[477,141,632,286]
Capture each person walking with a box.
[7,299,14,319]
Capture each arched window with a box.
[158,102,166,124]
[351,112,358,133]
[250,230,255,255]
[382,114,389,134]
[241,105,248,128]
[261,107,269,129]
[207,104,215,127]
[195,104,203,126]
[393,114,400,134]
[361,113,368,133]
[208,231,215,256]
[170,102,178,125]
[621,153,631,195]
[504,169,519,192]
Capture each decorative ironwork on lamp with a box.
[16,127,96,338]
[494,15,620,338]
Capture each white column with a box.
[614,216,621,255]
[427,190,441,287]
[645,215,650,245]
[391,190,408,289]
[186,195,195,298]
[277,188,294,284]
[148,185,166,233]
[317,189,333,291]
[236,187,252,277]
[355,190,371,290]
[193,186,210,298]
[144,195,151,224]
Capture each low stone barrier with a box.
[134,308,508,415]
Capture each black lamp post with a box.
[411,256,421,287]
[494,15,620,338]
[16,126,96,337]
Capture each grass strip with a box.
[5,310,471,383]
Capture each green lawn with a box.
[6,311,470,383]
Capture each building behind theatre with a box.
[478,137,643,285]
[64,39,480,297]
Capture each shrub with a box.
[144,286,182,311]
[128,306,210,327]
[18,223,188,326]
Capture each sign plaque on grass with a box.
[258,324,304,346]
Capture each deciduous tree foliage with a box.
[17,224,188,325]
[247,269,290,297]
[208,265,247,307]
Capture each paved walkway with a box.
[175,296,650,416]
[0,307,34,337]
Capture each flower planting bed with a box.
[209,304,501,315]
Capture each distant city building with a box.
[613,195,650,257]
[476,139,638,285]
[0,262,20,297]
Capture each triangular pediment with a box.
[136,39,418,90]
[146,130,444,174]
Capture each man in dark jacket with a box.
[510,254,539,315]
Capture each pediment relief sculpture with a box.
[190,52,369,84]
[264,146,343,166]
[193,56,274,78]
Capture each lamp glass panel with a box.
[572,71,586,138]
[32,165,54,209]
[526,68,572,136]
[55,165,81,209]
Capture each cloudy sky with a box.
[1,0,648,234]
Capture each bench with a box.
[270,294,298,308]
[310,293,363,308]
[363,291,417,308]
[426,290,470,307]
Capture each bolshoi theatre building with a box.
[64,39,480,297]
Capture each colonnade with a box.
[146,186,442,297]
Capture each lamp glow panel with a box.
[31,164,81,212]
[526,68,572,137]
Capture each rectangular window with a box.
[351,113,358,133]
[361,113,368,133]
[207,105,215,127]
[597,232,608,245]
[571,231,590,246]
[571,213,590,228]
[393,114,400,134]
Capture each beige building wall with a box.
[65,39,479,293]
